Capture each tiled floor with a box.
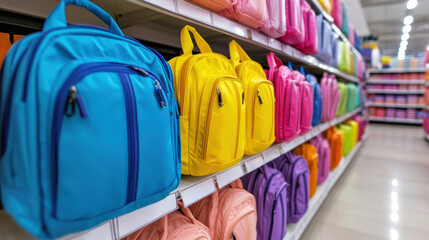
[1,124,428,240]
[301,124,429,240]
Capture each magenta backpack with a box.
[287,62,313,135]
[332,0,342,28]
[265,52,301,142]
[321,73,339,122]
[295,0,318,55]
[349,23,355,46]
[241,165,288,240]
[310,134,331,184]
[424,116,429,135]
[271,152,309,223]
[260,0,287,38]
[279,0,305,45]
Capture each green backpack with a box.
[338,124,352,156]
[339,41,351,73]
[337,82,349,116]
[346,83,358,113]
[341,2,349,37]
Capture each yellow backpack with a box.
[169,26,246,176]
[229,40,275,155]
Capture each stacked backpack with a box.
[321,73,340,122]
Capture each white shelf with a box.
[284,132,368,240]
[366,103,425,108]
[366,80,426,84]
[367,89,425,94]
[52,108,363,240]
[369,68,427,74]
[369,117,423,124]
[122,0,359,83]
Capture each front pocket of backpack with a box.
[252,82,275,145]
[52,63,170,221]
[202,76,243,167]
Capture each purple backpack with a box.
[310,134,331,184]
[241,165,288,240]
[271,152,309,223]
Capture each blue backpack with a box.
[300,67,322,126]
[0,0,180,238]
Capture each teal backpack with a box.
[0,0,180,238]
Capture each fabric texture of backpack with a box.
[293,143,318,198]
[0,0,181,238]
[229,41,275,155]
[169,26,245,176]
[341,2,349,37]
[122,201,212,240]
[189,179,257,240]
[260,0,287,38]
[315,14,333,64]
[219,0,269,29]
[300,67,321,126]
[346,83,358,113]
[318,0,332,14]
[323,127,344,170]
[295,1,318,55]
[241,165,287,240]
[337,82,349,116]
[287,62,313,135]
[270,152,309,224]
[187,0,237,12]
[279,0,305,45]
[321,73,340,122]
[338,124,352,156]
[352,116,364,142]
[331,0,342,28]
[310,134,331,185]
[265,52,301,142]
[346,120,359,148]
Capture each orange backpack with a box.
[188,179,257,240]
[323,127,344,170]
[293,143,319,198]
[122,202,211,240]
[0,33,24,66]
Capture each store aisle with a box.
[301,124,429,240]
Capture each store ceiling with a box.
[360,0,429,56]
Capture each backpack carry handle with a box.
[43,0,124,36]
[181,25,212,55]
[229,40,251,68]
[266,52,283,69]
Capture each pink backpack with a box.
[219,0,269,29]
[187,0,237,12]
[424,116,429,135]
[260,0,287,38]
[332,0,342,28]
[349,23,355,46]
[287,62,313,135]
[295,0,318,55]
[122,202,212,240]
[352,116,364,141]
[265,52,301,142]
[321,73,339,122]
[310,134,331,185]
[279,0,305,45]
[188,180,257,240]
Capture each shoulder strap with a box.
[181,25,212,55]
[287,62,294,70]
[229,40,251,68]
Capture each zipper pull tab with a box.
[257,90,263,104]
[217,88,224,107]
[128,65,148,76]
[155,80,167,108]
[242,92,245,105]
[64,86,77,117]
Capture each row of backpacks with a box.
[185,0,366,80]
[0,0,363,238]
[123,116,366,240]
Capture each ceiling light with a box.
[427,45,429,51]
[400,41,408,47]
[398,55,405,60]
[401,33,410,41]
[402,25,412,33]
[399,46,407,52]
[403,15,414,25]
[407,0,417,9]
